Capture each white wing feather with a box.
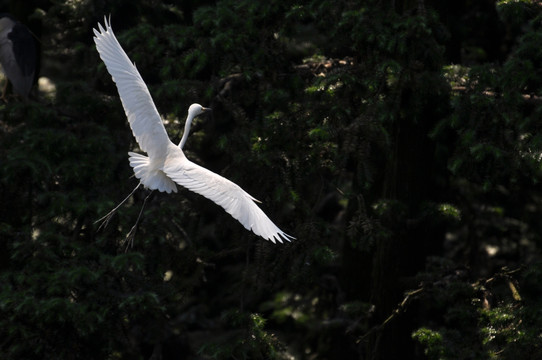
[93,17,170,159]
[164,147,293,244]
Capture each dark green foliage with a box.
[3,0,542,359]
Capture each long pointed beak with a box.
[201,107,212,113]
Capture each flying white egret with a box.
[93,17,293,244]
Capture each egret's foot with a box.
[121,189,153,252]
[94,183,141,231]
[95,210,116,232]
[123,225,138,252]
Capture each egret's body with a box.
[93,18,293,243]
[0,13,37,98]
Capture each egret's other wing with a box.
[93,17,170,158]
[164,149,294,244]
[0,17,36,97]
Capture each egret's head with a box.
[188,103,211,118]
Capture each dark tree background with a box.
[2,0,542,359]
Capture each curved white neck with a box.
[178,112,195,149]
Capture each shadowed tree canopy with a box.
[2,0,542,359]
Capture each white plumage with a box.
[93,17,293,243]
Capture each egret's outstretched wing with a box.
[93,17,170,158]
[164,148,294,244]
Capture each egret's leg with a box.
[123,189,154,251]
[95,182,141,231]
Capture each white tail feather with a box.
[128,152,177,193]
